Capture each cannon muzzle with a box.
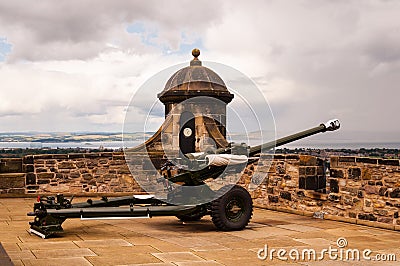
[322,119,340,131]
[248,118,340,156]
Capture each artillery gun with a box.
[28,119,339,238]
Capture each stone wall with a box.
[0,152,399,230]
[0,152,143,195]
[0,158,25,194]
[250,155,400,231]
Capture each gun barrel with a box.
[249,119,340,156]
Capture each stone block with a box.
[0,173,25,188]
[339,156,356,163]
[81,153,98,158]
[58,161,76,169]
[69,171,81,179]
[343,195,353,206]
[341,186,358,196]
[26,173,36,185]
[67,153,85,159]
[317,166,325,175]
[356,157,378,164]
[82,173,93,180]
[358,213,377,221]
[55,173,64,179]
[52,154,68,159]
[384,177,398,184]
[86,160,98,168]
[49,167,57,172]
[364,185,379,195]
[0,158,23,173]
[379,187,387,196]
[37,179,50,184]
[35,167,47,173]
[330,168,344,178]
[378,159,399,166]
[374,209,388,216]
[361,169,372,180]
[285,154,299,160]
[300,175,325,191]
[23,155,34,164]
[7,188,25,194]
[93,168,108,175]
[99,159,108,164]
[330,178,339,193]
[103,174,117,181]
[348,167,361,180]
[110,160,126,166]
[273,154,286,160]
[297,190,305,198]
[75,161,86,168]
[299,167,306,175]
[268,195,279,203]
[45,159,57,165]
[389,188,400,198]
[299,155,317,166]
[37,172,54,179]
[349,212,357,218]
[330,156,339,167]
[306,166,316,176]
[99,152,114,157]
[117,167,131,174]
[112,154,125,160]
[280,191,292,201]
[328,193,340,202]
[88,179,97,186]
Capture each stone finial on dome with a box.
[190,48,202,66]
[192,48,200,58]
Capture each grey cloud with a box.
[363,33,400,63]
[0,0,224,61]
[201,0,400,139]
[1,0,399,142]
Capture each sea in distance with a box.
[0,131,398,150]
[0,141,399,150]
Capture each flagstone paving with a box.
[0,198,399,265]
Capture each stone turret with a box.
[157,49,233,155]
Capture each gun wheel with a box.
[211,185,253,231]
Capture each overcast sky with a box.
[0,0,399,143]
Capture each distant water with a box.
[0,141,140,149]
[0,141,399,150]
[283,142,400,149]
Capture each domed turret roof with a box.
[158,49,234,104]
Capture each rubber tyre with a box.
[211,185,253,231]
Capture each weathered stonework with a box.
[0,153,399,231]
[1,152,144,195]
[248,155,400,230]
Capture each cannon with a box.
[28,119,340,238]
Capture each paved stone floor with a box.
[0,198,399,265]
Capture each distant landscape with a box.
[0,132,152,143]
[0,132,398,159]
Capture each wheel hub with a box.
[226,198,244,220]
